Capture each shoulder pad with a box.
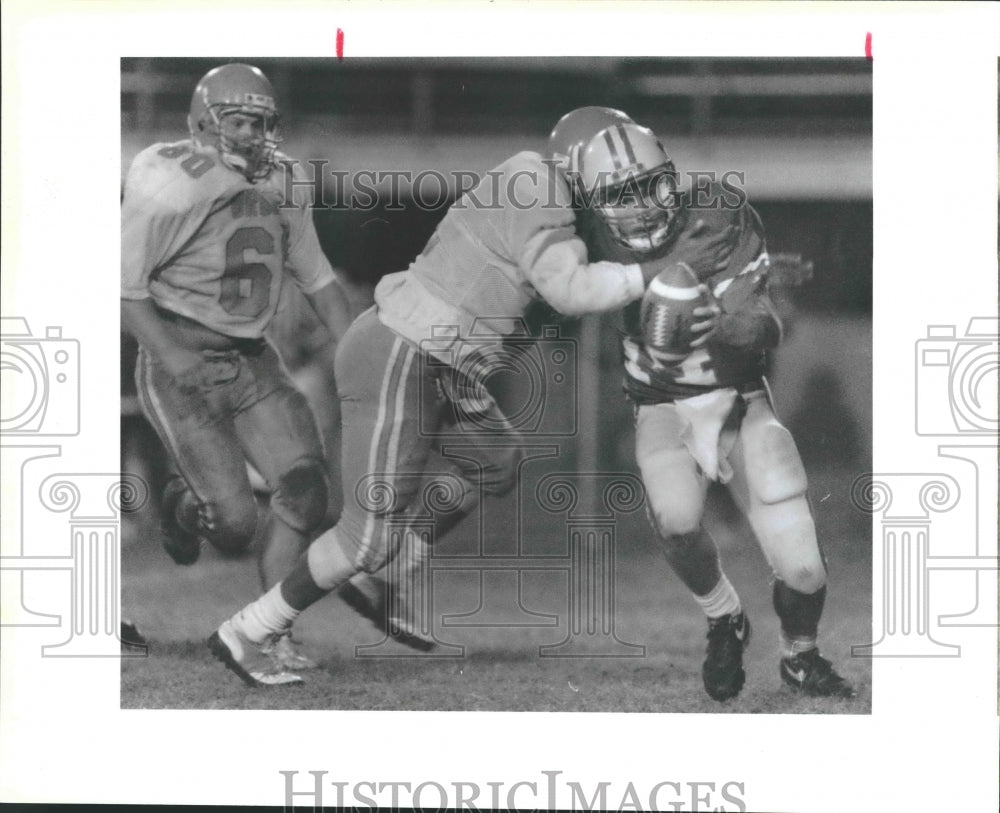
[503,150,546,171]
[500,151,571,210]
[268,152,316,207]
[125,140,242,213]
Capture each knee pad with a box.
[641,449,706,538]
[778,553,827,595]
[646,497,704,539]
[750,497,827,594]
[744,419,809,505]
[635,407,707,538]
[200,492,258,556]
[271,459,329,533]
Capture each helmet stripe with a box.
[602,129,623,171]
[616,124,638,165]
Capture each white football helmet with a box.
[578,123,680,252]
[188,63,282,182]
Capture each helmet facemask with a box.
[198,103,281,183]
[595,167,679,253]
[578,123,681,254]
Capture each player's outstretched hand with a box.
[689,285,722,348]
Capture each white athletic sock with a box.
[233,583,300,643]
[780,631,818,659]
[694,574,741,619]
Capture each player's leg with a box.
[635,401,750,701]
[232,344,330,589]
[337,360,522,640]
[135,347,259,564]
[729,391,854,698]
[210,312,441,684]
[336,449,482,649]
[378,396,526,648]
[231,343,332,669]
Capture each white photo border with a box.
[1,2,997,811]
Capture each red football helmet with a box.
[188,63,281,182]
[578,123,680,252]
[547,106,634,175]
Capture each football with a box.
[640,262,707,363]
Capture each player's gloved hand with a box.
[669,220,738,278]
[690,285,722,348]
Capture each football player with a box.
[572,122,855,701]
[336,106,736,652]
[333,106,652,649]
[121,64,353,669]
[207,109,696,687]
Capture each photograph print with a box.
[119,55,873,713]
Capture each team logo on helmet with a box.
[578,123,680,253]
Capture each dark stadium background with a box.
[120,58,872,711]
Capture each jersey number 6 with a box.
[220,227,274,317]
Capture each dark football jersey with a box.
[578,187,780,403]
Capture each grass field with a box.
[121,464,872,713]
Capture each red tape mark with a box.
[337,28,345,61]
[865,32,873,61]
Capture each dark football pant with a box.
[136,341,329,554]
[313,307,523,578]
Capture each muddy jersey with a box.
[122,140,335,339]
[579,188,780,403]
[374,151,645,367]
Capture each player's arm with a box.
[663,217,739,279]
[690,272,782,351]
[121,166,205,377]
[303,278,353,343]
[690,204,780,351]
[519,226,648,316]
[121,299,205,377]
[508,167,672,316]
[281,161,355,342]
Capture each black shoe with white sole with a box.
[702,611,752,701]
[780,648,856,698]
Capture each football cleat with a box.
[207,619,303,688]
[120,618,147,649]
[387,608,437,653]
[780,649,856,698]
[338,575,389,632]
[160,477,202,566]
[338,575,436,652]
[702,611,752,701]
[265,631,319,671]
